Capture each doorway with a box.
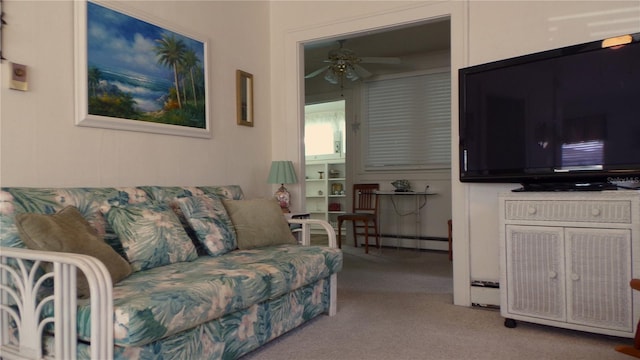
[302,18,452,251]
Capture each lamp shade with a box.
[267,161,298,185]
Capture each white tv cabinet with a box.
[499,191,640,337]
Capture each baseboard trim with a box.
[380,234,447,242]
[377,237,448,251]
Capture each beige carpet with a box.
[242,243,633,360]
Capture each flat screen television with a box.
[459,33,640,191]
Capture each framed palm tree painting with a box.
[74,1,210,138]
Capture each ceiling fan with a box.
[305,40,401,88]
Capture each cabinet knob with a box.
[527,206,537,215]
[571,274,580,281]
[591,208,601,217]
[548,270,557,279]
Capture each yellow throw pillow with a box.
[15,206,132,298]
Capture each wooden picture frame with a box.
[0,0,4,61]
[236,70,254,127]
[74,0,211,138]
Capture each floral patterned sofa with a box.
[0,185,342,360]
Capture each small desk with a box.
[375,190,437,250]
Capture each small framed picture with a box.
[236,70,253,127]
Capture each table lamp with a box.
[267,160,298,212]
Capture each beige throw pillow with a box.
[222,199,297,250]
[15,206,132,298]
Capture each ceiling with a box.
[304,19,451,95]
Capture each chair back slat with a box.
[352,184,379,214]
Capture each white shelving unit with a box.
[499,191,640,338]
[305,157,346,232]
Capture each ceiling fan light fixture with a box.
[306,39,401,91]
[324,69,339,84]
[345,66,359,81]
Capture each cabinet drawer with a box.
[505,200,631,224]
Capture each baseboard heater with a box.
[380,234,447,242]
[471,280,499,288]
[471,303,500,310]
[470,280,501,309]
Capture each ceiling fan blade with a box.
[353,64,372,79]
[360,56,402,64]
[305,65,330,79]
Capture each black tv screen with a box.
[459,33,640,190]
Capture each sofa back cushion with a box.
[197,185,245,200]
[102,202,198,272]
[0,185,244,262]
[0,187,123,249]
[141,185,245,203]
[174,195,237,256]
[138,186,204,203]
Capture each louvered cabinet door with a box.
[565,228,633,332]
[505,225,566,322]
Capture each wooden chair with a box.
[337,183,380,254]
[616,279,640,358]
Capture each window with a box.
[304,100,346,156]
[561,140,604,170]
[560,115,605,170]
[363,70,450,170]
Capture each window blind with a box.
[364,71,451,170]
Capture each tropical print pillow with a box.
[103,202,198,272]
[174,195,237,256]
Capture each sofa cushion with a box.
[0,188,125,248]
[73,244,343,347]
[139,186,204,203]
[14,206,132,298]
[103,202,198,272]
[0,186,245,251]
[101,279,331,359]
[223,199,297,250]
[113,187,151,205]
[139,186,240,256]
[222,244,343,299]
[198,185,245,200]
[174,195,237,256]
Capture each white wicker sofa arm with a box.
[287,218,337,248]
[1,247,113,360]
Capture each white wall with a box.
[269,0,640,306]
[464,1,640,304]
[0,0,273,198]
